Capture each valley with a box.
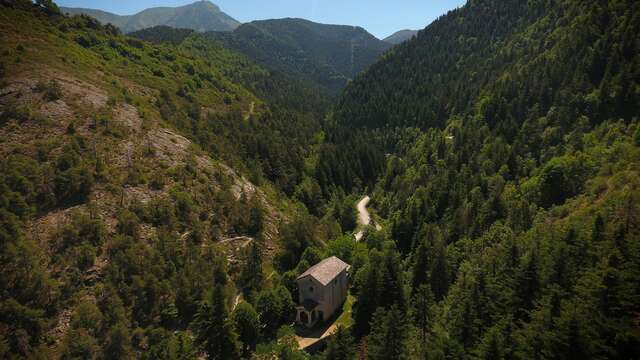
[0,0,638,359]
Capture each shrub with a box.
[149,171,165,190]
[73,243,96,270]
[538,154,595,208]
[75,34,98,48]
[125,38,143,49]
[116,210,140,238]
[35,80,63,101]
[0,104,32,125]
[54,164,95,204]
[35,0,61,15]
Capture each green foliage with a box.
[195,285,241,360]
[318,1,640,359]
[35,0,60,15]
[232,302,260,357]
[255,286,295,339]
[366,306,409,360]
[253,326,309,360]
[130,26,195,45]
[60,328,100,360]
[116,210,140,238]
[352,244,406,337]
[275,214,318,271]
[536,154,596,208]
[70,301,103,335]
[1,1,638,359]
[240,241,264,298]
[103,323,132,360]
[323,326,354,360]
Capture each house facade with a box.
[295,256,350,328]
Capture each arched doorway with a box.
[300,311,309,325]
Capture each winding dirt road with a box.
[354,195,381,241]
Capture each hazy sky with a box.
[55,0,467,39]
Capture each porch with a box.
[295,299,324,328]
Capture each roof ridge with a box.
[297,256,349,286]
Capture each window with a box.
[309,286,314,293]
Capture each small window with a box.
[309,286,314,293]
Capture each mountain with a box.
[0,2,332,357]
[317,0,640,357]
[383,29,418,44]
[3,0,639,359]
[61,0,240,33]
[208,18,391,95]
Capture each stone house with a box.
[295,256,350,328]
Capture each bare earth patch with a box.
[39,99,74,121]
[112,103,143,133]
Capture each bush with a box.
[60,329,99,360]
[35,0,61,15]
[57,213,106,249]
[35,80,62,101]
[116,210,139,238]
[54,164,95,205]
[149,171,165,190]
[0,104,32,125]
[537,154,595,208]
[75,34,99,48]
[73,243,96,270]
[70,301,103,334]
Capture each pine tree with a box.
[430,238,449,301]
[232,302,260,358]
[411,238,430,292]
[380,244,406,312]
[103,324,131,360]
[241,241,264,299]
[195,285,241,360]
[324,326,355,360]
[352,256,381,338]
[411,284,434,345]
[367,306,408,360]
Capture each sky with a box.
[55,0,467,39]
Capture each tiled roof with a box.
[297,256,349,286]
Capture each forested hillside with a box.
[208,19,391,95]
[313,0,640,358]
[1,0,639,359]
[0,1,332,358]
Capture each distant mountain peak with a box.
[383,29,419,44]
[190,0,221,11]
[60,1,240,33]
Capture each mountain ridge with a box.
[383,29,418,44]
[208,18,391,95]
[60,0,240,33]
